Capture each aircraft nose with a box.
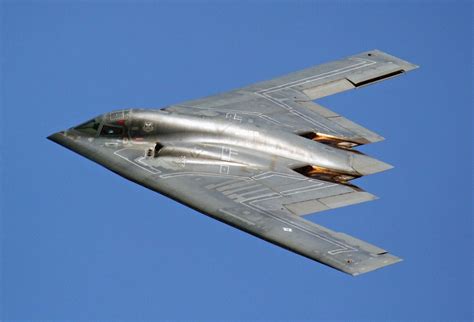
[47,130,83,153]
[47,129,101,165]
[47,131,66,144]
[47,131,77,151]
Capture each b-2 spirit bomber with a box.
[49,50,417,276]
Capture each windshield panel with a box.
[74,118,101,135]
[100,125,123,137]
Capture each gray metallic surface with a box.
[49,50,417,275]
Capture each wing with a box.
[167,49,417,145]
[111,146,401,276]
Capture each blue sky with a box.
[1,1,472,320]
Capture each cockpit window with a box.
[100,125,123,136]
[74,118,101,135]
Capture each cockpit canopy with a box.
[100,124,123,136]
[74,118,101,135]
[72,109,161,139]
[73,111,127,137]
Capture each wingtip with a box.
[362,49,419,72]
[347,254,403,277]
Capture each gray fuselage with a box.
[50,109,390,183]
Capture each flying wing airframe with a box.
[49,50,418,276]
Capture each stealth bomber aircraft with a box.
[49,50,417,276]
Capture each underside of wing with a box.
[166,49,417,145]
[145,169,400,276]
[108,146,401,276]
[51,132,402,276]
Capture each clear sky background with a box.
[1,1,472,321]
